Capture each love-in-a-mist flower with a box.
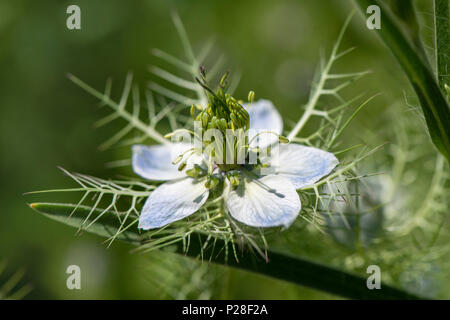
[132,72,338,230]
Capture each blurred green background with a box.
[0,0,448,299]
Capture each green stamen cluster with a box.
[165,69,289,191]
[168,68,281,190]
[192,70,250,133]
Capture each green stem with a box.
[354,0,450,163]
[434,0,449,91]
[29,202,422,300]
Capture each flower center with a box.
[194,70,250,133]
[191,70,255,173]
[166,68,288,190]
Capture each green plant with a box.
[27,11,434,299]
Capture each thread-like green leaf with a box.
[29,203,143,245]
[30,202,422,300]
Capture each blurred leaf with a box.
[30,202,423,300]
[355,0,450,162]
[385,0,429,63]
[0,261,32,300]
[434,0,449,91]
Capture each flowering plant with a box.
[134,70,338,230]
[27,7,448,299]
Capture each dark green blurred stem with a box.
[180,233,420,300]
[354,0,450,163]
[386,0,429,64]
[30,203,422,300]
[434,0,449,92]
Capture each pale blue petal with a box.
[272,144,338,189]
[225,175,301,228]
[132,143,201,181]
[244,99,283,148]
[138,177,209,230]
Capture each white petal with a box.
[272,144,338,189]
[244,99,283,148]
[138,178,209,229]
[132,143,202,181]
[225,175,301,228]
